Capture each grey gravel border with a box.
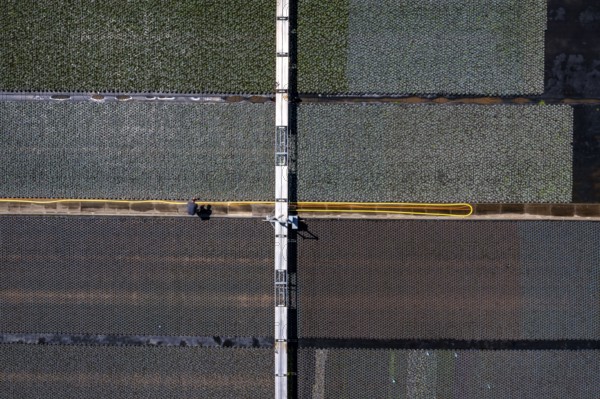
[0,333,273,349]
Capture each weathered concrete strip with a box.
[1,199,599,220]
[0,199,270,218]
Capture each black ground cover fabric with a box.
[298,220,600,340]
[0,344,273,399]
[0,216,272,337]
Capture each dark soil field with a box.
[0,345,272,399]
[297,220,600,341]
[0,216,273,337]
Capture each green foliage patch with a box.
[297,104,573,203]
[297,0,349,94]
[0,0,274,94]
[0,101,273,200]
[297,0,546,95]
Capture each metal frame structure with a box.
[275,1,290,398]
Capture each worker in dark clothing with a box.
[187,197,198,216]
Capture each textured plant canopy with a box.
[0,101,273,200]
[297,104,572,203]
[298,0,546,95]
[0,0,274,94]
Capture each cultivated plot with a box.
[298,0,546,95]
[298,348,600,399]
[297,104,572,203]
[297,220,600,341]
[0,216,272,337]
[0,345,272,399]
[0,0,274,94]
[0,101,273,200]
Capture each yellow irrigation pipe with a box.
[296,201,470,206]
[293,201,473,217]
[294,208,472,217]
[0,198,272,206]
[0,198,472,217]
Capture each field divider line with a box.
[0,198,473,217]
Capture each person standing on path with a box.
[187,197,198,216]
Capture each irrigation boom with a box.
[274,1,290,398]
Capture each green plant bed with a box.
[297,104,573,203]
[0,101,274,200]
[0,0,274,94]
[297,0,546,95]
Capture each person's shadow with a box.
[197,205,212,220]
[297,220,318,240]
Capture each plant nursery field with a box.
[0,0,274,94]
[0,101,574,203]
[297,0,547,95]
[0,101,273,200]
[1,345,272,399]
[296,104,572,203]
[298,348,600,399]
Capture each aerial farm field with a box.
[1,1,600,398]
[298,349,600,399]
[0,101,273,200]
[297,104,572,203]
[0,100,572,203]
[297,220,600,341]
[0,0,274,93]
[0,216,273,337]
[297,0,546,94]
[0,345,272,399]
